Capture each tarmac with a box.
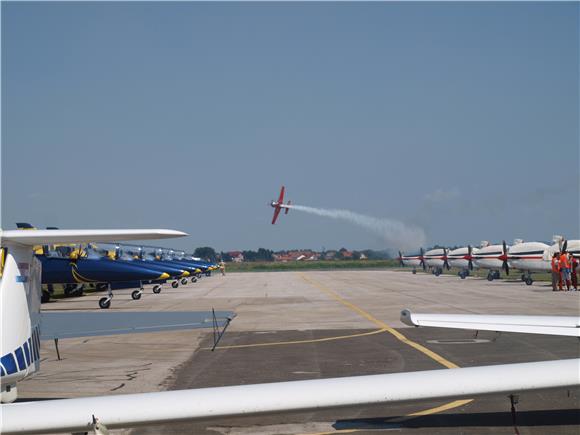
[20,269,580,434]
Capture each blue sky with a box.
[2,2,578,252]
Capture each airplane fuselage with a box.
[448,246,479,270]
[472,244,509,271]
[424,248,447,268]
[507,242,551,273]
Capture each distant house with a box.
[228,251,244,263]
[340,249,354,259]
[324,250,337,260]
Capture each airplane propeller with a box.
[561,239,568,253]
[398,251,404,267]
[501,240,509,275]
[467,245,474,271]
[420,247,426,271]
[443,248,450,270]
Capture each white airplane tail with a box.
[0,228,187,402]
[0,243,41,403]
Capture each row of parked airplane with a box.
[398,236,579,285]
[15,223,219,309]
[0,225,578,434]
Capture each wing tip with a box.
[400,309,417,327]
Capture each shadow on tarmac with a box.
[334,409,580,430]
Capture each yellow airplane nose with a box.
[159,272,170,280]
[195,268,202,273]
[181,270,191,277]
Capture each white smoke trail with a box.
[288,205,426,252]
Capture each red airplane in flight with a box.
[270,186,291,224]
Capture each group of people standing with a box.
[551,251,578,291]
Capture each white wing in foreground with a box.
[400,310,580,337]
[2,359,579,434]
[0,229,187,246]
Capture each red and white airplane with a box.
[270,186,291,224]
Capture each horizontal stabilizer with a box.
[1,229,187,246]
[1,358,578,433]
[40,311,235,340]
[400,310,580,337]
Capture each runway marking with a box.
[298,273,459,369]
[206,328,389,350]
[297,273,473,434]
[297,399,474,435]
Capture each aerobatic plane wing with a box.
[0,229,187,246]
[400,310,580,337]
[1,358,578,434]
[40,311,236,340]
[271,207,282,225]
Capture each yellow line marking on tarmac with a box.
[296,273,473,434]
[298,273,459,369]
[298,399,474,435]
[404,399,473,417]
[207,328,389,350]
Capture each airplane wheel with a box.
[521,274,526,282]
[171,281,179,289]
[41,290,51,303]
[434,269,441,277]
[494,271,501,279]
[412,269,416,275]
[180,278,188,285]
[99,298,111,309]
[153,285,162,294]
[131,290,142,300]
[191,277,197,283]
[525,277,533,286]
[460,271,467,279]
[487,273,494,282]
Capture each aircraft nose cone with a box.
[159,272,170,280]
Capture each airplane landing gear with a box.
[171,280,179,289]
[487,271,494,281]
[1,384,18,403]
[41,290,51,303]
[458,270,468,279]
[152,284,162,294]
[99,286,113,309]
[433,267,442,277]
[523,272,533,286]
[412,268,417,275]
[180,278,188,286]
[131,289,142,300]
[191,276,198,283]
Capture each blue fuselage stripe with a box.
[14,347,26,371]
[1,354,18,375]
[23,342,31,365]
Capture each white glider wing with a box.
[1,358,578,434]
[400,310,580,337]
[0,229,187,246]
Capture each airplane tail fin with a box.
[15,223,36,230]
[0,243,41,403]
[285,200,291,215]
